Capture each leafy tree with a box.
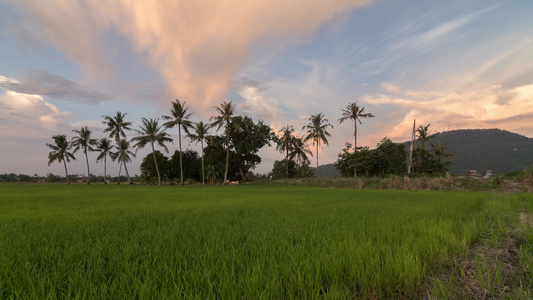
[205,164,220,185]
[416,123,434,149]
[210,101,237,184]
[303,113,333,177]
[187,121,211,185]
[140,150,171,183]
[170,150,202,182]
[276,125,295,178]
[412,146,447,174]
[272,159,297,178]
[338,101,374,177]
[95,138,114,184]
[102,112,133,180]
[375,137,407,175]
[46,135,76,185]
[230,116,273,182]
[430,141,455,161]
[131,117,173,186]
[163,99,193,185]
[110,139,135,184]
[71,126,97,184]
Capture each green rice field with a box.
[1,184,532,298]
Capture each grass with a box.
[0,184,532,298]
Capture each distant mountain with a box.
[406,129,533,175]
[310,163,341,177]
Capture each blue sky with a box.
[1,0,532,177]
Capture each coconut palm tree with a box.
[303,113,333,177]
[102,112,133,181]
[110,139,135,184]
[95,138,114,184]
[131,117,173,186]
[430,141,455,161]
[163,99,193,184]
[290,135,313,166]
[416,124,434,149]
[187,121,211,185]
[210,101,237,184]
[276,125,295,177]
[46,135,76,185]
[338,101,374,177]
[71,126,97,184]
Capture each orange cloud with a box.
[7,0,372,113]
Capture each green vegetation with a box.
[1,185,532,298]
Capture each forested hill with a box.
[415,129,533,174]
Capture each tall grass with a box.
[0,185,529,298]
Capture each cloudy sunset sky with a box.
[1,0,532,177]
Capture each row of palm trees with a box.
[47,99,380,184]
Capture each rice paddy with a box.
[0,184,531,298]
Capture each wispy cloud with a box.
[0,71,111,104]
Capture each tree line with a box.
[46,100,454,185]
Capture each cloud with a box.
[3,0,372,112]
[364,83,533,141]
[0,71,111,104]
[0,90,73,138]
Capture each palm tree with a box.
[187,121,211,185]
[430,141,455,161]
[95,138,114,184]
[163,99,193,184]
[290,135,313,166]
[110,139,135,184]
[102,112,133,181]
[210,101,237,184]
[46,135,76,185]
[71,126,97,184]
[276,125,295,177]
[338,101,374,177]
[303,113,333,177]
[131,117,173,186]
[416,124,434,149]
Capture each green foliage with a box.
[272,159,297,178]
[1,185,531,298]
[139,150,171,183]
[170,150,202,182]
[335,138,407,177]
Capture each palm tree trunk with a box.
[124,161,132,184]
[316,141,319,177]
[354,122,358,178]
[104,155,107,185]
[201,140,205,186]
[179,124,184,185]
[151,142,161,186]
[84,149,91,185]
[286,149,289,177]
[117,161,122,184]
[63,158,70,185]
[224,126,229,184]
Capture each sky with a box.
[1,0,533,177]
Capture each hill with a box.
[409,129,533,175]
[310,163,341,177]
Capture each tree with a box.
[416,124,434,149]
[302,113,333,177]
[210,101,237,184]
[272,159,297,178]
[276,125,295,178]
[412,146,446,174]
[170,150,202,183]
[338,101,374,177]
[229,116,273,182]
[163,99,193,185]
[430,141,455,161]
[71,126,97,184]
[131,117,173,186]
[187,121,211,185]
[46,135,76,185]
[289,135,313,167]
[140,150,171,183]
[102,112,133,180]
[95,138,114,184]
[110,139,135,184]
